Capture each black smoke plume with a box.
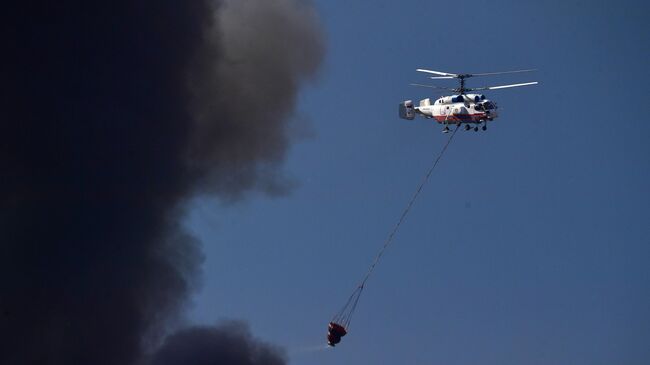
[0,1,323,364]
[151,321,286,365]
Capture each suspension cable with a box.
[333,124,461,327]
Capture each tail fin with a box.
[398,100,415,120]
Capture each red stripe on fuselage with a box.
[433,113,487,123]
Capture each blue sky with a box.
[186,1,649,364]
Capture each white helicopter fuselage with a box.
[400,68,537,132]
[414,94,498,124]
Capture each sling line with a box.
[333,124,461,328]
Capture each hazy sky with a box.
[186,1,649,364]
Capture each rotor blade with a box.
[416,69,458,77]
[470,69,537,77]
[429,76,455,79]
[469,81,538,91]
[409,83,456,91]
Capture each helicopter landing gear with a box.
[474,126,479,132]
[442,125,450,133]
[464,124,471,131]
[482,124,487,131]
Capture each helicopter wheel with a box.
[482,125,487,131]
[474,126,479,132]
[464,124,470,131]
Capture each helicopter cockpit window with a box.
[475,104,483,111]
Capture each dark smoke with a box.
[1,1,323,364]
[189,0,324,198]
[151,321,286,365]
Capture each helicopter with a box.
[399,68,538,132]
